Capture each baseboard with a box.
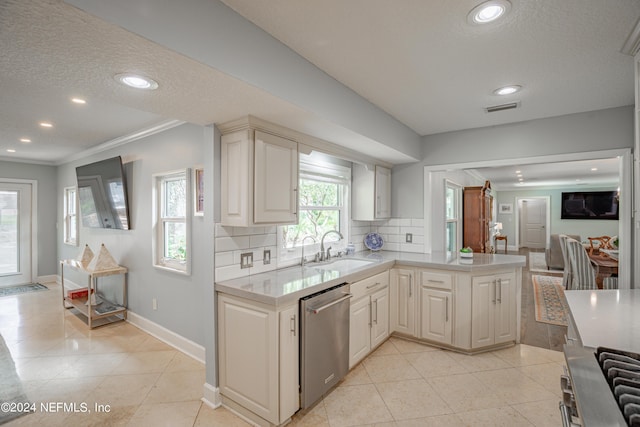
[55,274,83,289]
[202,382,221,409]
[127,311,206,363]
[37,274,57,284]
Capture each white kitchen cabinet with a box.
[419,270,453,345]
[470,272,516,349]
[221,128,298,226]
[349,271,390,368]
[389,268,416,337]
[352,164,391,220]
[217,294,299,425]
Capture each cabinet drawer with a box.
[420,270,453,290]
[351,271,389,301]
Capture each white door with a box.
[521,198,546,249]
[0,182,32,286]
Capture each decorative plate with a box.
[364,232,384,251]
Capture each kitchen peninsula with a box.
[215,251,525,427]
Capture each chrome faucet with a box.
[319,230,344,262]
[300,235,317,265]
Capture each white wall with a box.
[0,160,58,277]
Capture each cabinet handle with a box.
[409,275,413,298]
[445,296,449,322]
[369,301,372,327]
[290,315,296,336]
[492,280,496,304]
[293,188,298,215]
[367,282,381,289]
[373,299,378,324]
[497,279,502,303]
[428,279,445,284]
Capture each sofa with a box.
[545,233,581,270]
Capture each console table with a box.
[494,235,508,253]
[60,259,128,329]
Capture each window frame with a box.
[63,186,78,246]
[445,180,462,253]
[278,158,350,267]
[152,169,191,275]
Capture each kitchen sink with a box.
[310,258,375,272]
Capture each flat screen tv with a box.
[561,191,618,220]
[76,156,130,229]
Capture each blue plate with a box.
[364,232,384,251]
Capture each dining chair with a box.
[558,234,573,289]
[565,238,598,290]
[587,236,612,255]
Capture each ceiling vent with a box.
[485,101,520,113]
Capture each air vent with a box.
[485,101,520,113]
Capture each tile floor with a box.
[2,272,564,427]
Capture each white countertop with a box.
[565,290,640,353]
[215,250,525,307]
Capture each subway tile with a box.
[401,226,424,236]
[378,226,400,235]
[401,243,424,253]
[214,224,231,238]
[250,233,277,248]
[250,261,277,276]
[411,218,424,227]
[215,236,251,252]
[399,218,412,226]
[214,251,234,267]
[387,218,401,226]
[215,264,248,282]
[384,242,400,251]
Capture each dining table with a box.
[588,250,618,289]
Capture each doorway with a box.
[0,181,33,286]
[516,197,550,249]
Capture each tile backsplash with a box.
[214,217,424,282]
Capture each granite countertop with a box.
[565,289,640,354]
[215,250,525,307]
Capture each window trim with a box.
[63,186,78,246]
[445,180,462,253]
[152,169,191,275]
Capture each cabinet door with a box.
[349,296,371,368]
[279,305,300,422]
[221,130,252,226]
[375,166,391,219]
[370,286,389,349]
[420,287,452,345]
[471,275,495,349]
[494,273,517,344]
[218,295,278,423]
[390,268,416,336]
[254,131,298,224]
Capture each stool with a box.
[495,235,507,254]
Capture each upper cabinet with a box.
[352,164,391,221]
[221,124,298,227]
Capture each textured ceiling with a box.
[220,0,639,136]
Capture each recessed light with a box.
[6,149,16,153]
[20,138,31,143]
[515,170,521,174]
[40,122,53,128]
[71,97,86,104]
[517,174,523,177]
[468,0,511,25]
[591,167,598,171]
[115,73,159,90]
[494,85,522,96]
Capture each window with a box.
[445,181,462,253]
[279,154,350,265]
[153,170,190,274]
[63,186,78,246]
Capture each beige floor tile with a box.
[144,370,205,404]
[492,344,562,367]
[323,384,393,427]
[164,351,204,373]
[455,405,535,426]
[473,368,558,405]
[404,350,469,379]
[54,352,129,378]
[27,376,105,404]
[389,337,438,354]
[126,400,202,427]
[369,339,400,357]
[194,405,252,426]
[15,355,80,381]
[363,354,421,384]
[289,399,330,426]
[110,350,177,375]
[395,414,464,426]
[517,362,565,398]
[512,398,563,427]
[87,372,161,408]
[447,350,512,372]
[427,373,507,413]
[4,407,70,427]
[340,363,373,386]
[135,335,175,352]
[62,404,138,427]
[375,378,452,420]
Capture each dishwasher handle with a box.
[310,293,353,314]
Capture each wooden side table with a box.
[495,235,508,253]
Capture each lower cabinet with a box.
[349,271,390,368]
[470,272,517,349]
[218,293,298,425]
[389,268,416,336]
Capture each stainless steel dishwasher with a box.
[299,282,352,409]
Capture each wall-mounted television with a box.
[76,156,130,229]
[561,191,619,220]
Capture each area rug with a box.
[0,283,48,298]
[0,334,33,424]
[532,274,569,326]
[528,252,562,274]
